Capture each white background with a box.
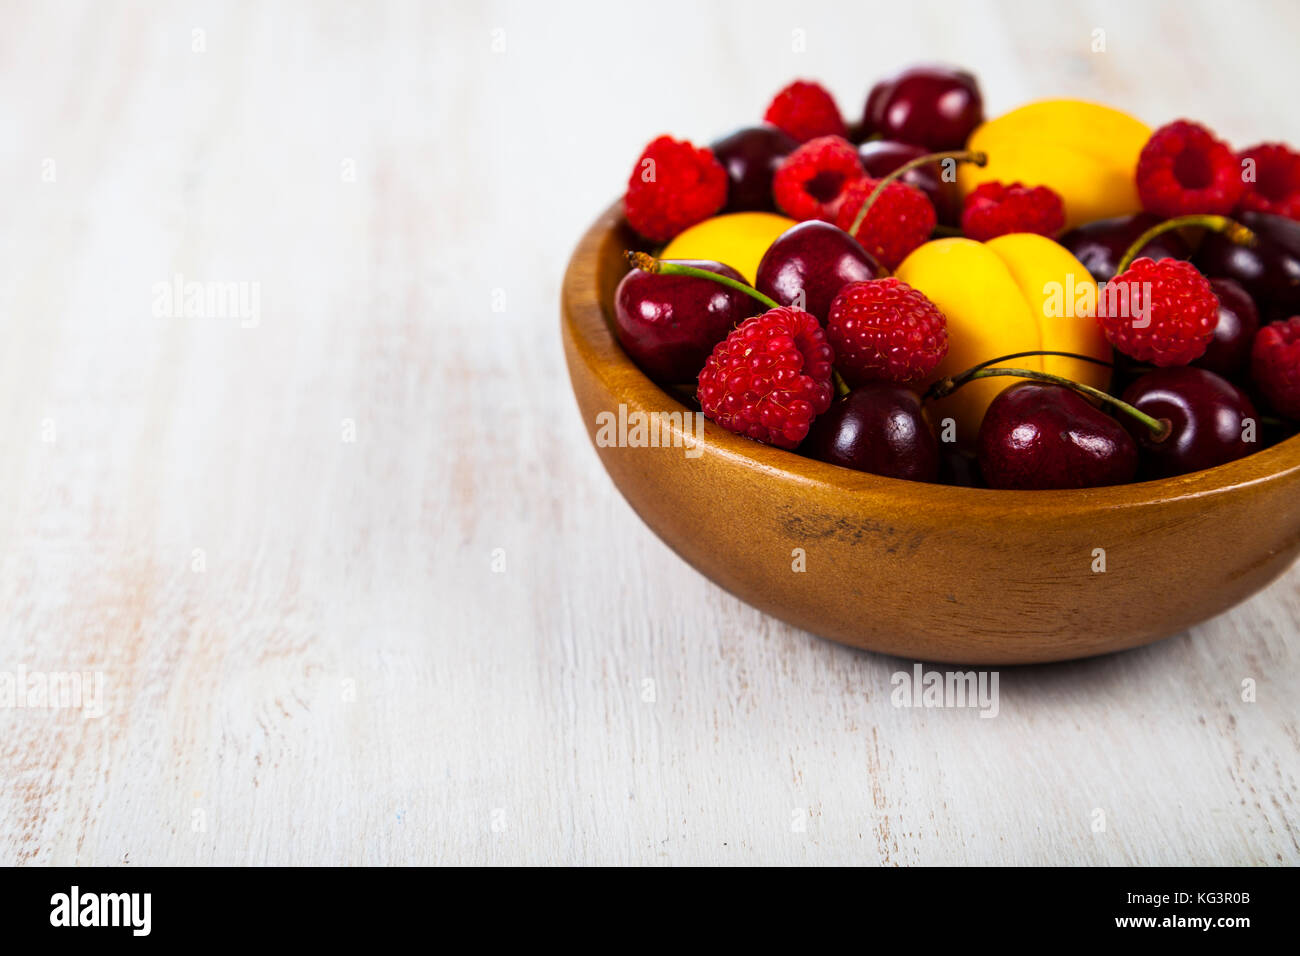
[1,0,1297,864]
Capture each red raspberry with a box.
[1237,143,1300,221]
[1136,120,1245,217]
[1251,317,1300,418]
[826,278,948,386]
[960,181,1065,241]
[1097,257,1218,366]
[624,135,727,242]
[764,80,847,143]
[834,177,936,270]
[697,307,834,448]
[772,135,864,222]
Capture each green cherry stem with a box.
[625,251,780,310]
[923,349,1116,402]
[832,369,851,398]
[1114,214,1256,275]
[928,366,1171,441]
[944,349,1115,384]
[847,149,988,237]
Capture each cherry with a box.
[1120,367,1258,478]
[711,125,800,214]
[755,220,887,324]
[802,384,939,481]
[976,383,1138,490]
[1195,210,1300,320]
[614,259,756,382]
[1058,212,1191,283]
[860,65,984,151]
[858,139,962,225]
[1192,278,1259,378]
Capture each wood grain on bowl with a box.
[562,202,1300,664]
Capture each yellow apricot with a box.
[983,233,1111,387]
[660,212,797,284]
[961,100,1152,230]
[896,234,1111,445]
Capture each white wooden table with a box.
[1,0,1297,866]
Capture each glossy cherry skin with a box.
[1192,278,1259,378]
[710,125,800,213]
[755,220,887,324]
[1120,367,1258,478]
[614,260,754,383]
[802,384,939,481]
[1058,212,1191,283]
[977,383,1138,490]
[858,139,962,225]
[860,65,984,151]
[1195,211,1300,320]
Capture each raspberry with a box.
[1136,120,1245,217]
[1237,143,1300,221]
[624,135,727,242]
[834,177,936,270]
[960,181,1065,241]
[1097,257,1218,366]
[763,80,847,143]
[697,307,834,448]
[826,278,948,386]
[1251,317,1300,418]
[772,135,864,222]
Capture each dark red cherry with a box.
[1058,212,1191,283]
[802,384,939,481]
[977,383,1138,490]
[1192,278,1259,378]
[861,65,984,151]
[614,259,755,383]
[755,220,887,324]
[711,125,800,214]
[858,139,962,225]
[1120,367,1258,478]
[1195,210,1300,320]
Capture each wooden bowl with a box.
[562,203,1300,664]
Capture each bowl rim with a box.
[563,201,1300,517]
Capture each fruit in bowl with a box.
[562,68,1300,664]
[613,259,754,383]
[959,99,1151,229]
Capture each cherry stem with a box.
[625,251,780,310]
[948,349,1115,383]
[847,149,987,237]
[832,370,850,398]
[928,366,1171,441]
[923,349,1116,402]
[1114,214,1256,275]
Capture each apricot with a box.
[660,212,797,284]
[895,233,1112,444]
[960,100,1152,230]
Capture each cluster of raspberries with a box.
[1137,120,1300,220]
[625,81,1066,257]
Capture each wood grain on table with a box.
[0,0,1296,865]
